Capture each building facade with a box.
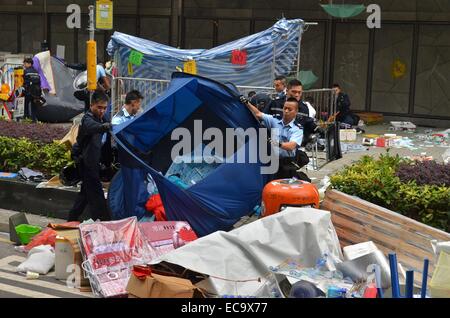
[1,0,449,125]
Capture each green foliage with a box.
[0,136,73,177]
[330,154,450,232]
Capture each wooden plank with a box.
[325,190,450,241]
[374,244,431,287]
[331,212,434,260]
[334,225,370,245]
[335,224,433,287]
[325,199,436,257]
[326,189,450,241]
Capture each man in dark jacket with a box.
[333,83,359,127]
[23,58,41,122]
[68,90,112,222]
[264,79,320,146]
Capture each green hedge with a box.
[330,154,450,232]
[0,136,73,177]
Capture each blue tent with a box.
[111,73,271,236]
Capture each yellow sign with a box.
[96,0,113,30]
[128,62,134,76]
[392,59,406,79]
[183,60,197,75]
[14,68,24,88]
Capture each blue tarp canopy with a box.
[112,73,271,236]
[107,18,304,87]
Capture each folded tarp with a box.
[149,207,344,296]
[107,18,304,88]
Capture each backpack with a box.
[25,69,42,98]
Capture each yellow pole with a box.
[86,40,97,91]
[87,5,97,92]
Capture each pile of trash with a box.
[338,121,450,157]
[8,205,450,298]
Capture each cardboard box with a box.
[339,129,357,141]
[139,221,197,255]
[390,121,416,131]
[54,229,90,288]
[126,271,196,298]
[356,112,384,125]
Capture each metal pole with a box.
[271,39,277,84]
[43,0,48,43]
[88,5,95,41]
[87,5,96,105]
[295,22,302,77]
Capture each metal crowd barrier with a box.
[111,77,170,115]
[111,77,338,170]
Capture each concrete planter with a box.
[0,178,79,220]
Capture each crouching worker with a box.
[68,90,112,222]
[245,97,309,180]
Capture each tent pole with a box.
[272,39,277,85]
[296,22,302,77]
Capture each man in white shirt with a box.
[112,90,143,125]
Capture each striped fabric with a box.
[107,18,304,88]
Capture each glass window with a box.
[414,25,450,116]
[217,20,250,45]
[21,14,44,55]
[333,23,369,111]
[254,20,277,33]
[140,17,170,45]
[114,16,137,35]
[300,22,326,88]
[0,14,18,53]
[184,19,214,49]
[371,24,413,114]
[50,15,75,63]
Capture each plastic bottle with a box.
[327,286,347,298]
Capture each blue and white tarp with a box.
[107,18,304,87]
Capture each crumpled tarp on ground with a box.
[150,207,343,297]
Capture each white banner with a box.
[14,97,25,118]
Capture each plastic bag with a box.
[79,217,157,297]
[145,194,166,221]
[17,245,55,274]
[24,228,58,252]
[442,148,450,164]
[430,252,450,298]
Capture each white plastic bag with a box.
[442,149,450,164]
[16,245,55,275]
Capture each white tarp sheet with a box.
[151,207,343,296]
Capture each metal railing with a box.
[112,77,279,116]
[302,88,337,123]
[111,77,170,115]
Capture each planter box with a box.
[0,178,78,219]
[321,189,450,286]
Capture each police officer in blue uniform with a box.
[246,97,305,179]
